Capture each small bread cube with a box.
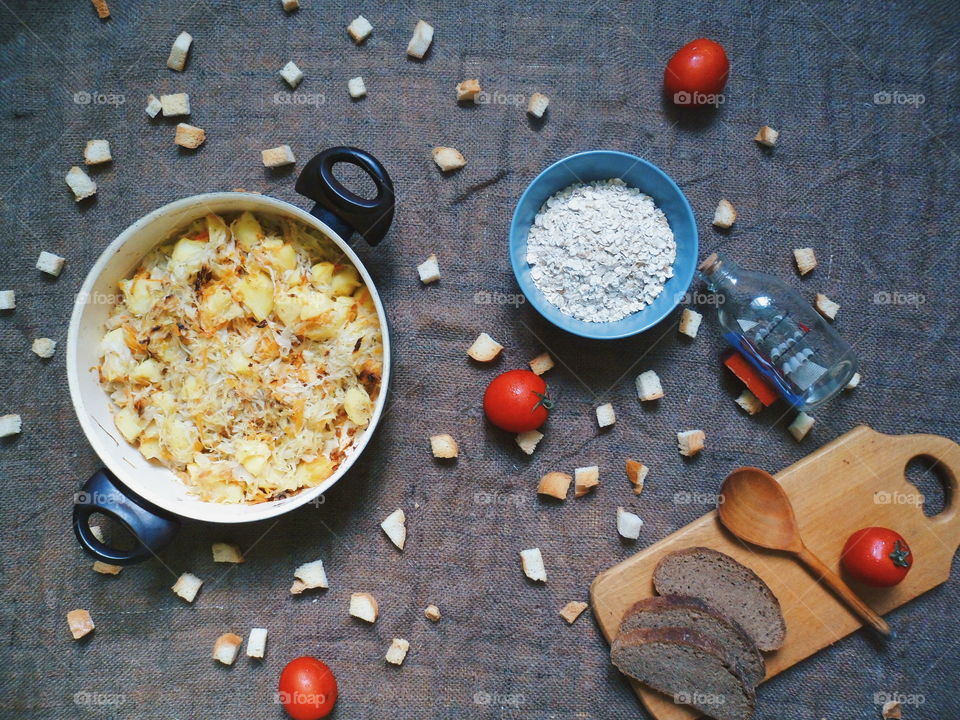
[677,429,705,457]
[574,466,600,497]
[815,293,839,320]
[467,332,502,361]
[0,290,14,310]
[559,601,588,624]
[261,145,296,168]
[385,638,409,665]
[754,125,779,147]
[712,199,737,228]
[538,471,572,500]
[172,572,203,602]
[246,627,268,658]
[635,370,664,401]
[380,508,406,550]
[65,166,96,201]
[212,633,243,665]
[83,139,112,165]
[527,92,549,118]
[31,338,56,358]
[347,15,372,43]
[595,403,616,428]
[515,430,543,455]
[348,76,367,98]
[788,412,815,441]
[174,123,205,149]
[166,31,193,71]
[528,352,554,375]
[91,0,110,19]
[212,542,244,563]
[281,0,299,10]
[349,592,379,623]
[625,459,648,495]
[417,254,440,284]
[279,61,303,88]
[519,548,546,582]
[406,20,434,59]
[430,433,458,459]
[881,700,902,719]
[424,604,441,621]
[0,414,22,438]
[845,372,861,390]
[145,94,162,118]
[456,78,481,102]
[291,558,328,592]
[734,389,763,415]
[793,248,817,275]
[617,507,643,539]
[678,308,703,338]
[160,92,190,116]
[67,609,95,639]
[92,561,122,575]
[36,251,65,276]
[432,146,466,172]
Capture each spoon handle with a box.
[797,546,891,636]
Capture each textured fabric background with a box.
[1,1,958,718]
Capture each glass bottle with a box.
[699,253,858,410]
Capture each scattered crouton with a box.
[348,76,367,98]
[90,0,109,19]
[788,412,815,441]
[349,592,379,623]
[145,94,162,118]
[678,308,703,338]
[467,332,502,361]
[625,459,648,495]
[520,548,546,582]
[172,572,203,602]
[0,290,14,310]
[881,700,902,719]
[212,633,243,665]
[67,609,95,639]
[515,430,543,455]
[65,166,97,201]
[174,123,205,149]
[261,145,296,168]
[84,139,112,165]
[166,31,193,72]
[456,79,481,102]
[617,507,643,539]
[424,604,441,622]
[527,92,549,118]
[595,403,616,428]
[37,251,65,276]
[212,542,244,563]
[677,429,705,457]
[347,15,372,43]
[92,561,122,575]
[574,466,600,497]
[793,248,817,275]
[528,352,554,375]
[538,471,572,500]
[815,293,840,320]
[635,370,664,401]
[0,414,22,438]
[380,508,406,550]
[432,146,466,172]
[406,20,434,59]
[385,638,409,665]
[160,93,190,116]
[279,61,303,88]
[430,433,458,459]
[282,0,299,11]
[417,254,440,284]
[754,125,779,147]
[845,372,861,390]
[246,627,268,658]
[559,601,588,624]
[712,199,736,228]
[734,389,763,415]
[31,338,56,358]
[291,559,328,593]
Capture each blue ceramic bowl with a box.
[509,150,698,340]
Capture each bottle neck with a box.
[699,254,740,293]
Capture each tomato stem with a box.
[889,540,911,568]
[532,390,554,412]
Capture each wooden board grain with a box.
[590,426,960,720]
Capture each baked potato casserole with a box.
[97,211,383,503]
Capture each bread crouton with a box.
[349,592,379,622]
[246,627,268,658]
[635,370,664,401]
[815,293,839,320]
[625,459,648,495]
[712,199,736,228]
[261,145,296,168]
[291,559,328,592]
[527,92,549,118]
[406,20,434,59]
[211,542,244,563]
[347,15,372,42]
[84,139,112,165]
[281,0,299,11]
[559,601,588,624]
[90,0,109,19]
[456,79,481,102]
[65,167,97,201]
[678,308,703,338]
[430,433,458,458]
[528,352,554,375]
[520,548,546,582]
[432,146,466,172]
[385,638,409,665]
[36,251,65,276]
[595,403,615,428]
[279,61,303,88]
[754,125,779,147]
[348,76,367,98]
[0,290,14,310]
[0,414,22,438]
[67,609,95,639]
[677,429,705,457]
[788,412,815,441]
[31,338,56,358]
[174,123,205,149]
[424,604,441,621]
[574,466,600,497]
[417,254,440,284]
[538,471,571,500]
[515,430,543,455]
[845,372,861,390]
[212,633,243,665]
[793,247,817,275]
[160,93,190,116]
[734,389,763,415]
[380,508,406,550]
[166,31,193,72]
[617,507,643,539]
[92,561,122,575]
[172,572,203,602]
[467,332,502,361]
[145,94,162,118]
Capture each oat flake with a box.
[526,179,676,323]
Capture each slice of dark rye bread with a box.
[612,626,756,720]
[652,547,787,652]
[619,595,766,687]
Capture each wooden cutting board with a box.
[590,426,960,720]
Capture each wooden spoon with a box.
[718,466,891,636]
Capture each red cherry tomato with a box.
[278,657,338,720]
[840,527,913,587]
[483,369,552,433]
[664,38,730,106]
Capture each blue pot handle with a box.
[73,469,180,565]
[295,147,395,245]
